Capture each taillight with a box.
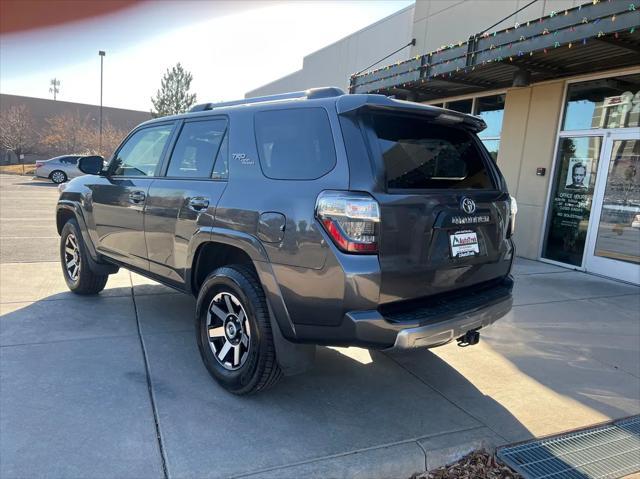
[507,195,517,238]
[316,191,380,254]
[35,161,44,168]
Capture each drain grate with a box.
[497,416,640,479]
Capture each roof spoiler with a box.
[336,94,486,132]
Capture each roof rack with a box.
[189,87,345,113]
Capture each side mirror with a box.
[78,155,105,175]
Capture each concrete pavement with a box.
[1,174,639,478]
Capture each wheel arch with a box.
[190,232,315,376]
[56,202,118,275]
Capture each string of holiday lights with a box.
[351,0,639,94]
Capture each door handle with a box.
[129,191,146,204]
[188,197,210,211]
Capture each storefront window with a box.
[475,94,505,139]
[542,136,602,266]
[475,94,505,160]
[446,99,472,114]
[562,74,640,131]
[594,139,640,265]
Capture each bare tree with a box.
[40,110,87,155]
[77,120,127,159]
[0,104,36,172]
[41,111,127,159]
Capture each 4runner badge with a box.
[460,197,476,214]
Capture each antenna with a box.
[49,78,61,101]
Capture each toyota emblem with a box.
[460,197,476,214]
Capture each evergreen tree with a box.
[151,63,197,118]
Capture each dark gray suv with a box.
[56,88,516,394]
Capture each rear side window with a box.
[166,119,227,178]
[372,114,493,190]
[255,108,336,180]
[60,156,78,165]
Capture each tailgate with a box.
[374,191,512,304]
[363,110,513,304]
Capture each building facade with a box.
[245,4,416,97]
[0,94,150,164]
[248,0,640,284]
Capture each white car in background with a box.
[34,155,100,184]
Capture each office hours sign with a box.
[543,138,601,266]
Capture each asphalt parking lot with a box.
[1,173,639,479]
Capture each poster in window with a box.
[565,157,591,190]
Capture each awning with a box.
[349,0,640,101]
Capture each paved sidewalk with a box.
[1,174,639,478]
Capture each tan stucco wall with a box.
[498,80,566,259]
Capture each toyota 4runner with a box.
[56,88,516,394]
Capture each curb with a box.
[234,427,505,479]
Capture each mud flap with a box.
[267,303,316,376]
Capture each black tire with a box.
[50,170,67,184]
[60,219,109,294]
[196,265,282,395]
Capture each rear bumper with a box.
[343,276,513,349]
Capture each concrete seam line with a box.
[0,292,182,304]
[513,270,574,276]
[383,352,510,444]
[230,437,436,478]
[0,332,140,349]
[0,295,133,305]
[142,329,194,338]
[513,292,640,308]
[413,425,489,443]
[0,261,58,265]
[415,439,428,472]
[130,272,169,479]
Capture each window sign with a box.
[542,137,602,266]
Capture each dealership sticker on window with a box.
[450,230,480,258]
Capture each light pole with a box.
[99,50,105,153]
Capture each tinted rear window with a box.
[166,119,227,178]
[254,108,336,180]
[372,114,493,190]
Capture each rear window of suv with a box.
[372,113,494,190]
[255,108,336,180]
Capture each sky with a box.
[0,1,413,112]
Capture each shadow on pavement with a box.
[13,180,58,188]
[1,286,533,478]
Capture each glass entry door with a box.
[584,130,640,284]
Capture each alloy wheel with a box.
[64,233,81,281]
[52,171,65,183]
[207,292,251,371]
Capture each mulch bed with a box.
[412,450,522,479]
